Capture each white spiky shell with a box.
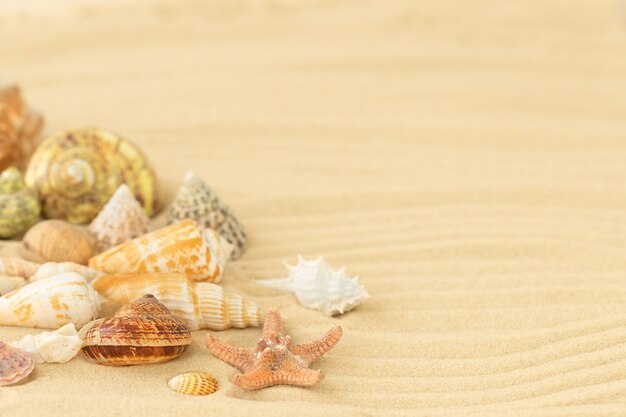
[0,273,102,329]
[259,256,369,316]
[88,184,150,252]
[31,262,103,282]
[10,323,82,364]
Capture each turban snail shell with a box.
[0,167,40,238]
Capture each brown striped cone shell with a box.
[0,273,102,329]
[0,341,35,386]
[0,168,41,238]
[0,82,44,172]
[22,220,95,265]
[167,172,247,260]
[168,372,218,395]
[88,219,232,282]
[78,294,191,366]
[92,272,263,331]
[31,262,102,282]
[24,128,162,224]
[0,257,40,279]
[89,184,150,252]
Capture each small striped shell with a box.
[0,168,40,238]
[0,341,35,386]
[0,257,40,279]
[168,372,218,396]
[22,220,95,265]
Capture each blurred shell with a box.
[0,273,102,329]
[79,294,191,366]
[0,341,35,386]
[0,275,26,296]
[168,372,218,396]
[92,272,263,331]
[259,256,368,316]
[31,262,102,282]
[0,168,40,238]
[22,220,95,265]
[24,128,162,224]
[0,82,44,171]
[10,323,82,364]
[0,257,40,278]
[89,219,232,282]
[89,184,149,252]
[167,172,246,260]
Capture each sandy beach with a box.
[1,0,626,415]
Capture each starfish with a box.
[204,307,343,390]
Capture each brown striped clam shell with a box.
[168,372,219,396]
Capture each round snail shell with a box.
[22,220,95,265]
[0,167,40,238]
[25,128,163,224]
[168,372,218,396]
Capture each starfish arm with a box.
[262,307,283,340]
[292,325,343,366]
[232,360,323,390]
[204,334,255,372]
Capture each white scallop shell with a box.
[258,256,369,316]
[10,323,83,364]
[31,262,103,282]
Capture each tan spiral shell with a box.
[168,372,218,396]
[22,220,95,265]
[24,128,163,224]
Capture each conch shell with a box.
[92,272,263,331]
[0,276,26,296]
[31,262,102,282]
[0,273,102,329]
[167,172,247,260]
[0,168,40,238]
[89,184,150,252]
[168,372,218,396]
[10,323,82,364]
[89,219,232,282]
[79,294,191,366]
[0,342,35,386]
[0,82,44,171]
[22,220,95,265]
[24,128,162,224]
[259,256,369,316]
[0,257,40,279]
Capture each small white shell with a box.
[10,323,82,364]
[259,256,369,316]
[31,262,102,282]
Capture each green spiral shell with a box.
[0,167,40,238]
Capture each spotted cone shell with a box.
[25,128,162,224]
[168,372,218,396]
[0,341,35,386]
[167,172,246,260]
[22,220,95,265]
[0,167,41,238]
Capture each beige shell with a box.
[89,184,150,252]
[22,220,95,265]
[0,341,35,386]
[0,167,41,238]
[0,275,26,296]
[167,172,247,260]
[0,82,44,171]
[10,323,82,364]
[92,272,263,331]
[24,128,162,224]
[0,273,102,329]
[31,262,102,282]
[79,294,191,366]
[89,219,232,282]
[0,257,40,279]
[168,372,218,396]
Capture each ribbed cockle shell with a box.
[0,168,40,238]
[0,342,35,386]
[89,219,232,282]
[10,323,82,364]
[0,273,102,329]
[25,128,162,224]
[89,184,150,252]
[79,294,191,366]
[92,272,263,331]
[168,372,218,395]
[22,220,95,265]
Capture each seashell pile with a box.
[0,341,35,386]
[168,171,247,260]
[89,184,150,252]
[0,167,40,238]
[0,82,44,171]
[92,272,263,331]
[22,220,95,265]
[259,256,369,316]
[0,273,102,329]
[168,372,219,396]
[10,323,82,364]
[79,294,191,366]
[25,128,163,224]
[89,219,232,282]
